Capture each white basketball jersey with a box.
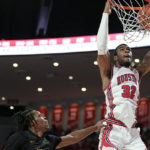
[104,65,140,128]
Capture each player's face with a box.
[32,110,49,132]
[114,44,132,67]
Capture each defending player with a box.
[6,108,105,150]
[97,0,150,149]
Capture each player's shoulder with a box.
[45,132,61,142]
[46,134,59,140]
[131,67,139,73]
[7,131,25,141]
[6,131,26,149]
[8,131,22,138]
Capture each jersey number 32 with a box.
[122,85,136,99]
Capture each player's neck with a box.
[116,62,131,69]
[29,127,44,137]
[115,64,132,69]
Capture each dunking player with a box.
[97,0,150,150]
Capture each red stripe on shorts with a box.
[100,125,120,150]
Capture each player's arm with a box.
[136,51,150,79]
[56,120,105,149]
[97,0,112,89]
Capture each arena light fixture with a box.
[26,76,31,81]
[131,62,135,67]
[37,87,43,92]
[13,63,19,68]
[134,58,140,63]
[93,60,98,66]
[68,75,74,80]
[1,96,6,101]
[10,106,14,110]
[53,62,59,67]
[81,87,87,92]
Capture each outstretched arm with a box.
[56,120,105,149]
[136,51,150,79]
[97,0,112,89]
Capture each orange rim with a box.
[114,4,141,10]
[109,0,141,10]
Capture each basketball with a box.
[144,0,150,2]
[138,4,150,30]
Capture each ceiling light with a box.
[37,87,43,92]
[26,76,31,81]
[131,62,135,67]
[1,96,6,101]
[53,62,59,67]
[10,106,14,110]
[13,63,19,68]
[68,76,74,80]
[134,58,140,63]
[81,87,87,92]
[93,60,98,66]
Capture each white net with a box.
[111,0,150,43]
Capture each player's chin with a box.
[124,57,132,62]
[46,123,49,129]
[43,125,49,132]
[44,121,49,129]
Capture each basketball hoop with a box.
[110,0,150,43]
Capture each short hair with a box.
[114,44,128,56]
[13,108,36,131]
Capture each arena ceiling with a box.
[0,0,149,105]
[0,0,122,40]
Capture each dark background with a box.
[0,0,122,40]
